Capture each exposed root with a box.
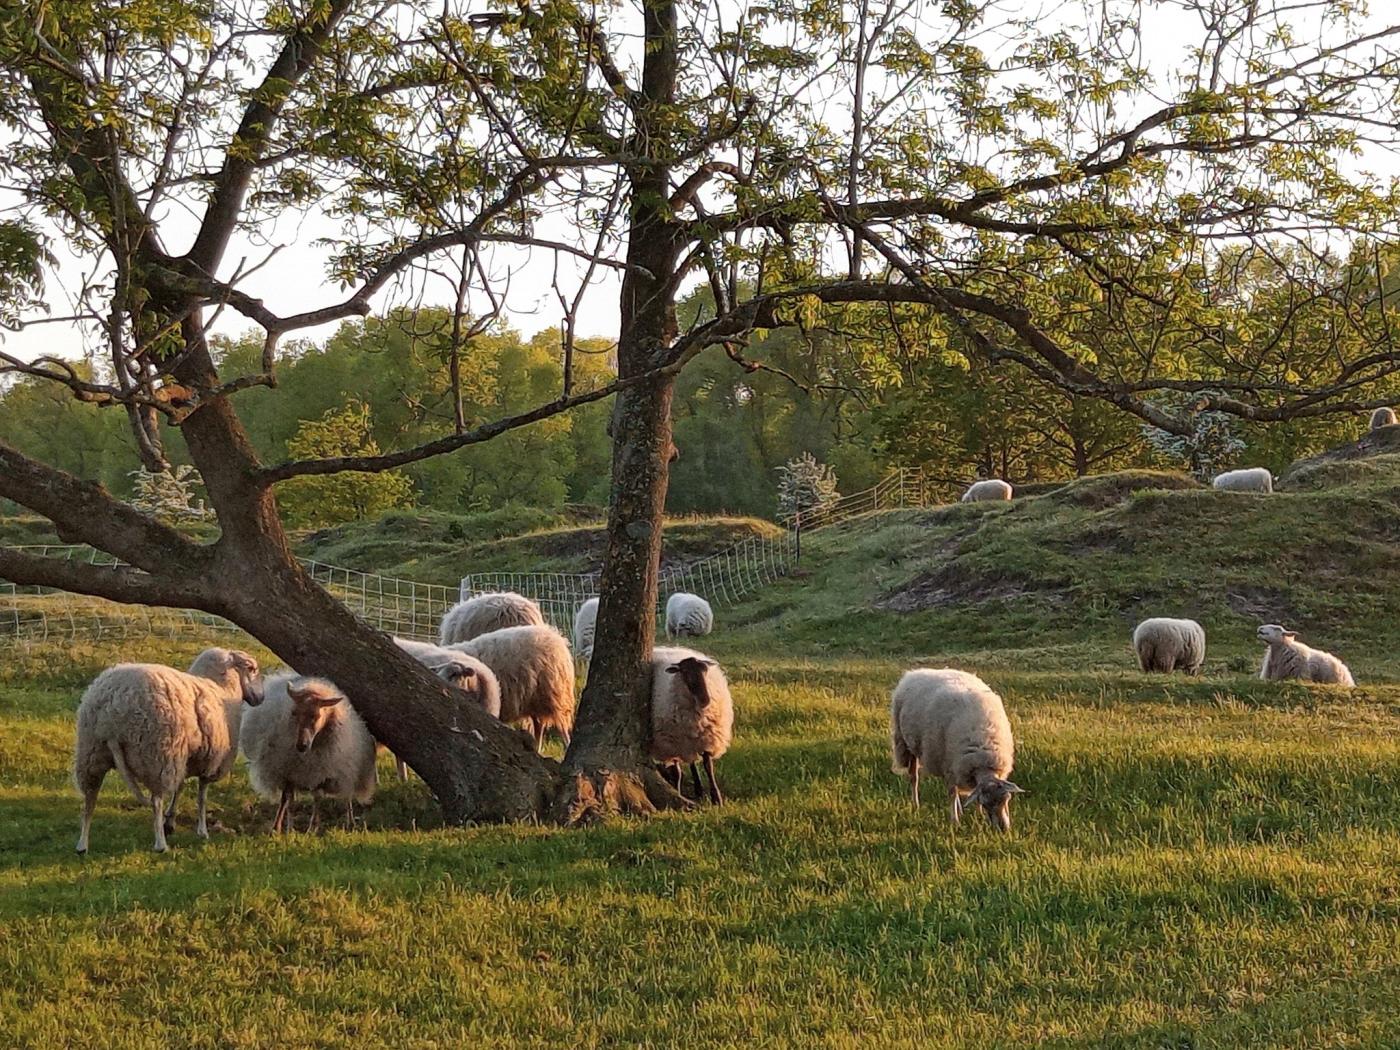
[550,764,693,826]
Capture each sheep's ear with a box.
[313,691,345,708]
[1284,631,1297,640]
[1004,781,1026,794]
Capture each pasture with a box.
[4,628,1400,1047]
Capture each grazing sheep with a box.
[890,669,1023,831]
[650,646,734,805]
[1132,618,1206,674]
[240,673,378,833]
[447,624,575,750]
[573,597,599,661]
[1212,467,1273,493]
[73,648,263,854]
[1257,624,1355,687]
[1371,407,1397,430]
[388,637,503,779]
[438,591,544,646]
[664,592,714,639]
[961,479,1013,502]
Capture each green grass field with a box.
[4,465,1400,1047]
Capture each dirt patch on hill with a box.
[875,565,1067,612]
[1224,585,1299,623]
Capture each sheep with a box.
[1371,407,1397,430]
[239,673,378,833]
[573,597,599,661]
[1132,618,1206,674]
[1257,624,1355,687]
[73,648,263,854]
[649,646,734,805]
[664,592,714,639]
[438,591,544,646]
[447,624,575,751]
[387,637,502,779]
[889,668,1023,831]
[961,479,1013,503]
[1211,467,1273,493]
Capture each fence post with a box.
[794,508,802,563]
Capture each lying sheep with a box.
[388,637,502,779]
[1372,407,1397,430]
[438,591,544,646]
[573,597,599,662]
[240,673,378,833]
[650,646,734,805]
[961,479,1013,503]
[447,624,575,751]
[73,648,263,853]
[1212,467,1272,493]
[1132,618,1206,674]
[1257,624,1355,687]
[664,592,714,639]
[890,668,1023,831]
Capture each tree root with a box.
[550,763,693,826]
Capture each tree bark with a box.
[552,0,688,824]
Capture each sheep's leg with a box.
[664,762,683,792]
[195,780,210,839]
[151,794,169,852]
[273,787,294,834]
[702,753,724,806]
[307,794,322,833]
[344,799,356,831]
[532,720,546,753]
[396,756,409,782]
[554,726,571,750]
[690,762,704,800]
[163,781,182,836]
[948,785,963,826]
[909,755,920,809]
[76,790,97,854]
[109,742,149,806]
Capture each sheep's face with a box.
[430,658,479,693]
[286,678,346,753]
[665,657,718,706]
[1257,624,1295,646]
[230,651,263,706]
[967,777,1024,833]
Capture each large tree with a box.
[1,0,1398,822]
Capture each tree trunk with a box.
[552,0,686,824]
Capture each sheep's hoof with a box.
[163,820,175,836]
[75,846,87,856]
[152,845,168,854]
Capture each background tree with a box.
[278,401,416,526]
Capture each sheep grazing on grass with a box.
[1372,407,1397,430]
[438,591,544,646]
[961,479,1013,503]
[890,668,1023,831]
[447,624,575,751]
[664,592,714,639]
[240,674,378,833]
[1132,618,1206,675]
[1211,467,1273,493]
[1257,624,1355,687]
[388,637,502,779]
[73,648,263,854]
[650,646,734,805]
[573,598,599,662]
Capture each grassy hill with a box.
[728,464,1400,679]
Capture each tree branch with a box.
[0,548,220,613]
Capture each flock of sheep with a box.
[71,589,729,853]
[72,409,1389,852]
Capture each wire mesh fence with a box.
[0,469,930,646]
[0,547,455,646]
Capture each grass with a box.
[6,461,1400,1046]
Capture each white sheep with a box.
[1211,467,1273,493]
[240,673,378,833]
[961,479,1013,502]
[1132,618,1206,674]
[1257,624,1355,687]
[664,592,714,639]
[1371,407,1397,430]
[447,624,575,751]
[890,668,1023,830]
[649,646,734,805]
[388,636,502,779]
[573,597,599,661]
[73,648,263,853]
[438,591,544,646]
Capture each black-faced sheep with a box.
[650,646,734,804]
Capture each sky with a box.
[2,0,1395,369]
